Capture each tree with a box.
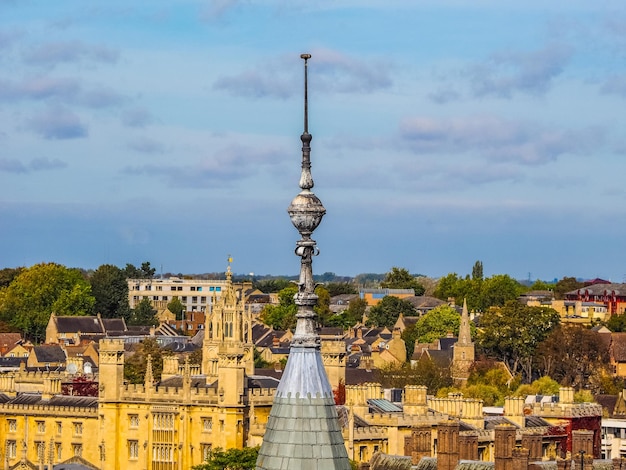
[476,301,559,382]
[0,267,24,288]
[259,285,297,330]
[167,296,185,320]
[534,324,609,389]
[477,274,523,311]
[324,282,357,297]
[366,296,416,328]
[192,447,259,470]
[89,264,131,320]
[326,297,367,329]
[124,261,156,279]
[471,260,483,281]
[0,263,95,342]
[513,376,561,397]
[253,278,292,293]
[124,338,168,384]
[414,305,463,344]
[62,376,99,397]
[314,285,332,326]
[553,277,584,300]
[128,298,158,326]
[381,267,425,295]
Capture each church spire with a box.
[256,54,350,470]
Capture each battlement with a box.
[0,402,98,417]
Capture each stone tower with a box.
[202,261,254,380]
[453,298,474,380]
[256,54,351,470]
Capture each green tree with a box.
[325,282,357,297]
[0,263,95,342]
[471,260,483,281]
[89,264,131,320]
[478,274,523,311]
[376,360,453,393]
[381,267,425,295]
[128,298,158,326]
[124,338,168,384]
[553,277,584,300]
[366,296,416,328]
[529,279,553,291]
[401,323,420,361]
[314,285,332,326]
[326,297,367,329]
[414,305,463,343]
[124,261,156,279]
[259,285,297,330]
[253,278,292,293]
[513,376,561,397]
[0,267,24,288]
[534,324,609,389]
[192,447,259,470]
[167,296,185,321]
[477,301,559,382]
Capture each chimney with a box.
[494,425,516,470]
[437,420,460,470]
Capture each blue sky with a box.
[1,1,626,282]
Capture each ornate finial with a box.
[226,254,233,281]
[299,53,314,191]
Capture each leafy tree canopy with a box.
[513,376,561,397]
[192,447,259,470]
[128,298,159,327]
[553,277,584,300]
[253,278,292,293]
[124,261,156,279]
[124,338,170,384]
[167,296,185,321]
[0,267,24,288]
[366,296,416,328]
[259,285,297,330]
[476,301,559,382]
[415,305,463,344]
[324,282,358,297]
[381,267,425,295]
[89,264,131,320]
[0,263,95,342]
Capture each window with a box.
[156,286,162,291]
[128,440,139,459]
[73,444,82,457]
[182,296,187,302]
[8,419,16,432]
[200,296,206,303]
[36,421,45,433]
[202,418,212,432]
[6,440,16,459]
[219,420,224,432]
[153,296,158,301]
[56,421,62,435]
[56,443,62,461]
[197,287,203,292]
[129,414,139,428]
[177,286,182,291]
[36,442,45,462]
[171,287,177,291]
[191,286,196,291]
[201,444,212,462]
[145,285,152,291]
[73,422,83,436]
[192,296,198,304]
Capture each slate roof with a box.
[369,453,413,470]
[595,394,618,417]
[32,344,66,363]
[4,393,98,408]
[345,368,379,385]
[54,316,104,334]
[101,317,126,332]
[404,296,446,309]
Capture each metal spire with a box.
[256,54,350,470]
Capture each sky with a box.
[1,1,626,282]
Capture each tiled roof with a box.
[369,453,413,470]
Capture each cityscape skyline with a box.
[1,1,626,282]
